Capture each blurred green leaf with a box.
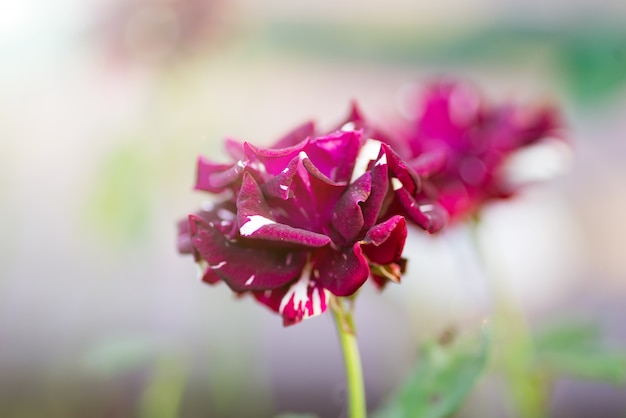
[534,322,599,352]
[558,29,626,103]
[533,322,626,384]
[375,328,491,418]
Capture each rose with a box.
[396,80,565,222]
[178,127,445,325]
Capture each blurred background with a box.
[1,0,626,417]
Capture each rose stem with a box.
[330,296,366,418]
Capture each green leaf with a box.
[533,322,626,384]
[375,327,491,418]
[557,29,626,103]
[534,322,599,352]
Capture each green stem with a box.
[330,296,366,418]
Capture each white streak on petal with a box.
[419,204,434,212]
[279,265,310,313]
[311,288,321,316]
[279,184,289,191]
[375,153,387,166]
[245,275,255,286]
[299,151,310,161]
[240,215,276,236]
[391,177,403,191]
[311,287,329,317]
[351,138,382,183]
[210,261,227,270]
[285,253,293,266]
[277,267,329,320]
[237,160,246,169]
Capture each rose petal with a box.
[189,215,307,292]
[305,130,361,183]
[285,152,346,231]
[224,137,245,160]
[178,202,239,253]
[236,172,275,222]
[261,156,299,200]
[350,138,382,184]
[196,258,222,285]
[177,217,194,254]
[237,172,331,246]
[312,243,370,297]
[410,148,447,178]
[331,173,370,244]
[384,143,421,195]
[243,222,332,247]
[243,140,309,176]
[253,270,330,326]
[260,154,321,229]
[195,156,245,193]
[393,188,447,233]
[360,147,390,230]
[361,215,407,265]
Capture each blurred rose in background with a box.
[1,0,626,417]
